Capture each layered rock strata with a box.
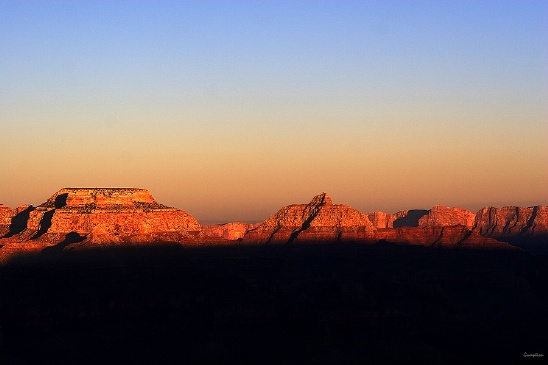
[418,205,476,229]
[367,211,398,229]
[242,193,376,244]
[473,206,548,250]
[0,204,14,236]
[368,210,430,229]
[474,206,548,237]
[1,189,546,252]
[4,188,200,245]
[201,222,257,241]
[241,194,518,250]
[373,226,507,249]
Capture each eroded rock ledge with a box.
[243,193,377,244]
[1,188,200,248]
[1,190,547,255]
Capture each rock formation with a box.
[242,193,376,244]
[373,226,508,249]
[2,188,200,245]
[368,209,430,229]
[201,222,257,242]
[367,211,398,229]
[240,195,517,250]
[1,189,546,253]
[0,204,14,236]
[474,206,547,236]
[473,206,548,251]
[418,205,476,229]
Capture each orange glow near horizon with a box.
[1,2,547,222]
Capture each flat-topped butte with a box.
[37,188,172,211]
[14,188,201,242]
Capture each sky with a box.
[1,1,547,223]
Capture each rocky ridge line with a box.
[1,190,547,254]
[1,188,200,248]
[242,193,376,244]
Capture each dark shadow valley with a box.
[0,243,547,364]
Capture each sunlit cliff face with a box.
[0,188,200,246]
[41,188,158,209]
[1,189,548,258]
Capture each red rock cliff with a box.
[368,211,398,228]
[241,196,514,249]
[20,188,200,244]
[418,205,476,229]
[0,204,14,236]
[201,222,257,241]
[474,206,548,237]
[242,193,376,244]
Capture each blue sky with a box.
[1,1,547,222]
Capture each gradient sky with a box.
[1,1,547,222]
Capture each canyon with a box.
[1,188,547,363]
[1,188,547,256]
